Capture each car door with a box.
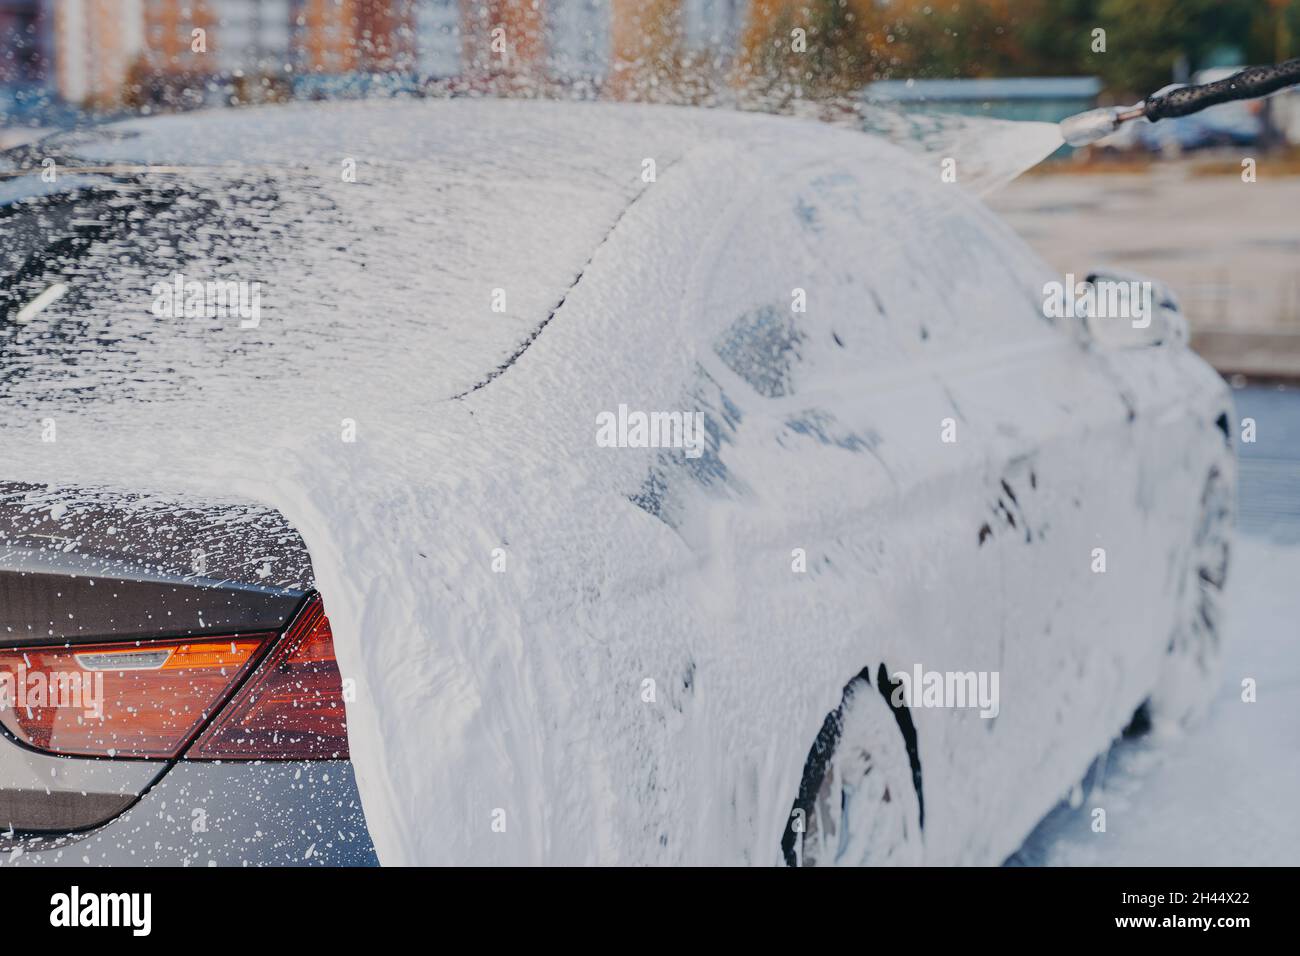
[629,153,1043,862]
[665,153,1168,862]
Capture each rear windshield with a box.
[0,101,663,414]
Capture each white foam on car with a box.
[0,99,1215,865]
[856,105,1065,195]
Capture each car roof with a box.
[6,100,893,404]
[37,98,793,168]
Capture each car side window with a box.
[713,304,805,399]
[702,161,1059,403]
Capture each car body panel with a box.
[0,480,310,645]
[0,100,1234,865]
[4,761,375,866]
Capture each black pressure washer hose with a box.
[1061,57,1300,146]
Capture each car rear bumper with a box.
[1,760,377,866]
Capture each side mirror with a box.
[1072,269,1188,349]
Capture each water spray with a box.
[1060,57,1300,147]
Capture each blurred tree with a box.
[1012,0,1107,77]
[737,0,873,98]
[608,0,684,100]
[733,0,1300,101]
[886,0,1033,78]
[1093,0,1263,95]
[1267,0,1297,60]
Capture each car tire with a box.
[782,670,923,866]
[1149,466,1232,727]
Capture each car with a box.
[0,99,1234,866]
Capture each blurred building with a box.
[131,1,295,105]
[544,0,607,81]
[415,0,459,78]
[0,0,51,119]
[457,0,745,88]
[1,0,752,112]
[0,0,48,85]
[682,0,745,55]
[292,0,413,75]
[207,0,291,79]
[460,0,543,80]
[0,0,50,125]
[50,0,143,108]
[140,0,216,76]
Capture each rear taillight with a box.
[0,595,349,761]
[0,634,271,759]
[187,596,349,760]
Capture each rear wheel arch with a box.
[781,662,925,866]
[1148,464,1233,726]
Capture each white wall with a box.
[682,0,745,53]
[416,0,460,78]
[214,0,292,75]
[546,0,609,80]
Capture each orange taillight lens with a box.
[187,596,350,760]
[0,595,349,762]
[0,635,272,759]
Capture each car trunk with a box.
[0,480,313,834]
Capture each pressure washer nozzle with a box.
[1059,107,1126,147]
[1060,57,1300,148]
